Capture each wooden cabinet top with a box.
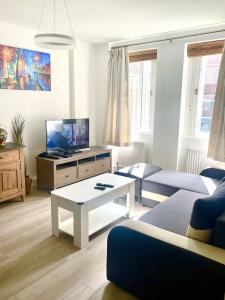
[0,142,25,152]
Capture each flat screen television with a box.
[46,118,89,153]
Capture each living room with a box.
[0,1,225,299]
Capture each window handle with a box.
[195,88,198,95]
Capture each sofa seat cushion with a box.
[115,163,162,202]
[115,163,161,180]
[143,170,218,196]
[139,190,207,236]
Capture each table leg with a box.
[51,195,60,237]
[73,204,89,249]
[127,181,135,218]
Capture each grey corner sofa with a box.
[107,167,225,300]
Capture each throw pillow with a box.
[186,181,225,243]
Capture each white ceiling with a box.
[0,0,225,43]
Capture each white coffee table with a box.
[51,173,135,249]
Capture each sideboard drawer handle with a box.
[86,169,89,172]
[0,157,3,159]
[65,175,69,178]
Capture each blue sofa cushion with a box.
[139,190,206,236]
[187,180,225,245]
[214,210,225,249]
[143,170,218,196]
[115,163,161,180]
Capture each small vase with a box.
[0,125,7,146]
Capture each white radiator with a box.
[186,148,207,174]
[112,142,146,171]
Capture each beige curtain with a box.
[104,47,130,147]
[208,48,225,161]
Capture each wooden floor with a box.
[0,191,149,300]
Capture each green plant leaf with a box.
[12,114,25,145]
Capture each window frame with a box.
[128,54,157,134]
[184,54,221,138]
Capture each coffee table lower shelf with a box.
[59,202,128,236]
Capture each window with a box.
[195,54,221,136]
[184,41,224,138]
[128,50,157,132]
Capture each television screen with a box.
[46,118,89,152]
[46,120,63,151]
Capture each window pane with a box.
[201,100,214,117]
[195,54,221,137]
[129,62,142,129]
[129,60,152,131]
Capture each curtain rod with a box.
[111,28,225,49]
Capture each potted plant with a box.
[12,114,32,194]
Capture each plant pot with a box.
[25,176,32,195]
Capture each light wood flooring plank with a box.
[0,190,148,300]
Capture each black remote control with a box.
[96,182,114,188]
[94,186,106,191]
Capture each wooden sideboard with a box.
[36,147,112,191]
[0,143,26,202]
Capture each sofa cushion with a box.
[143,170,218,196]
[187,180,225,244]
[214,210,225,249]
[139,190,206,236]
[115,163,161,180]
[115,163,162,202]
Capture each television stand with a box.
[36,146,112,191]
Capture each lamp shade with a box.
[34,33,76,50]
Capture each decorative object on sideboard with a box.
[0,44,51,91]
[34,0,76,50]
[12,114,32,194]
[0,125,7,146]
[12,114,25,145]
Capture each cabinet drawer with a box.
[56,167,77,188]
[96,158,111,174]
[78,163,96,179]
[0,162,22,200]
[0,150,20,164]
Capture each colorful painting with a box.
[0,44,51,91]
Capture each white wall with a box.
[72,40,97,146]
[152,42,185,169]
[0,21,97,178]
[95,44,109,145]
[0,21,70,177]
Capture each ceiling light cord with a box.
[35,0,75,49]
[53,0,56,34]
[64,0,75,37]
[37,0,46,34]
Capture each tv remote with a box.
[96,183,114,188]
[94,186,106,191]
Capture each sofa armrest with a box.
[200,167,225,180]
[107,220,225,300]
[214,210,225,249]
